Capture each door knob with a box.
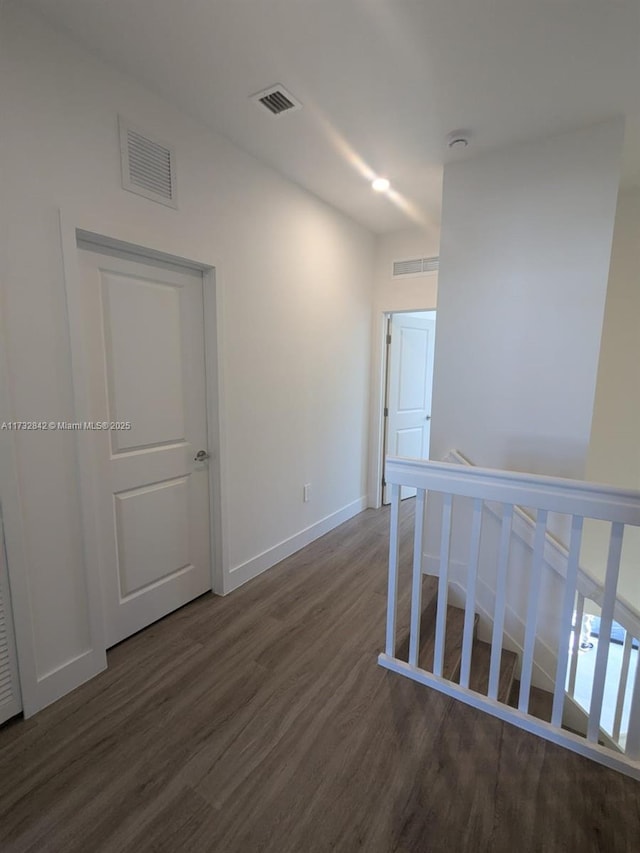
[194,449,210,462]
[425,415,431,421]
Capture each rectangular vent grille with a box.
[251,85,302,117]
[119,118,177,209]
[393,256,440,277]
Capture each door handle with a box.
[425,415,431,421]
[194,449,210,462]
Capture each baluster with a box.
[625,654,640,760]
[488,504,514,700]
[433,492,453,677]
[385,484,401,657]
[518,510,549,712]
[460,498,483,689]
[568,592,585,696]
[588,522,624,743]
[408,488,426,667]
[551,515,584,727]
[612,631,633,743]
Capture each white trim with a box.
[367,312,388,509]
[59,213,108,684]
[202,269,228,596]
[378,654,640,782]
[0,204,230,716]
[56,209,226,711]
[34,648,106,711]
[224,496,367,595]
[368,307,437,509]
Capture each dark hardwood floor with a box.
[1,501,639,852]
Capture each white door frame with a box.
[0,208,228,716]
[368,307,436,509]
[59,213,226,687]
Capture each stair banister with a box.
[447,447,640,746]
[408,488,426,667]
[379,454,640,781]
[384,484,401,658]
[551,515,583,727]
[459,498,482,689]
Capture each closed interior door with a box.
[78,248,212,647]
[384,312,436,503]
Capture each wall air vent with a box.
[119,117,177,208]
[250,84,302,117]
[392,256,440,277]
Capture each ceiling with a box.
[22,0,640,234]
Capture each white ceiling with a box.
[22,0,640,234]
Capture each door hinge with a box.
[386,333,392,345]
[382,477,386,488]
[384,407,389,417]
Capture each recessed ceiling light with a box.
[372,177,390,192]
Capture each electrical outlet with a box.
[303,483,311,503]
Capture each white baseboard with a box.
[223,496,368,595]
[26,647,107,718]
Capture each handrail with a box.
[379,453,640,780]
[385,456,640,523]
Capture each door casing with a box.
[375,309,437,507]
[61,222,226,681]
[0,210,227,716]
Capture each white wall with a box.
[368,226,440,505]
[586,189,640,491]
[421,122,624,684]
[583,188,640,606]
[430,120,624,479]
[0,6,374,713]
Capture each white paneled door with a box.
[78,249,212,647]
[384,312,436,503]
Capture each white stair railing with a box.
[446,449,640,752]
[378,456,640,780]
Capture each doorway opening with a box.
[381,311,436,505]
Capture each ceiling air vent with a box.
[251,84,302,117]
[119,117,177,209]
[393,256,440,277]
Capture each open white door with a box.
[384,312,436,503]
[78,249,212,647]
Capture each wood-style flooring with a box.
[1,502,639,852]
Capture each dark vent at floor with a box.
[251,85,302,117]
[119,117,177,208]
[393,256,440,277]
